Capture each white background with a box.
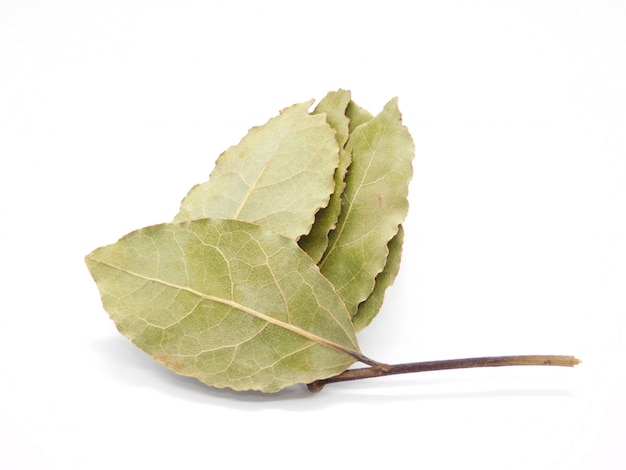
[1,1,625,469]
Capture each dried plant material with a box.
[319,98,415,321]
[86,91,579,393]
[353,225,405,331]
[299,90,352,262]
[85,219,361,392]
[175,101,339,240]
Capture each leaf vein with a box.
[88,257,361,359]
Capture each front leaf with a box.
[175,102,340,240]
[85,219,359,392]
[319,98,415,320]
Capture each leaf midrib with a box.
[88,256,362,360]
[232,135,284,219]
[233,106,322,220]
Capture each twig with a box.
[307,355,581,392]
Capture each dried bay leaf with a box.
[86,92,580,392]
[319,98,415,320]
[353,225,405,331]
[344,99,403,331]
[85,218,360,392]
[344,100,403,331]
[175,101,340,240]
[299,90,352,262]
[314,90,351,156]
[346,100,374,132]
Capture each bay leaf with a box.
[319,98,415,317]
[353,225,404,331]
[344,99,403,331]
[175,101,339,240]
[346,99,374,132]
[85,218,360,392]
[299,89,352,262]
[314,89,351,153]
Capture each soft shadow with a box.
[92,336,575,409]
[328,384,575,402]
[316,371,577,404]
[92,336,318,408]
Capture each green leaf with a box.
[174,101,340,240]
[319,98,415,318]
[299,90,352,262]
[85,218,360,393]
[353,225,404,331]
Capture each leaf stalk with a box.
[307,355,581,392]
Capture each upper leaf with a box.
[319,98,415,317]
[175,102,340,240]
[85,218,359,392]
[299,90,352,262]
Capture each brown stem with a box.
[307,355,581,392]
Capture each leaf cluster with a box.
[86,90,415,392]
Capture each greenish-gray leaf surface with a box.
[353,225,404,331]
[299,90,352,262]
[85,218,359,392]
[319,98,415,317]
[175,102,340,240]
[346,100,374,132]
